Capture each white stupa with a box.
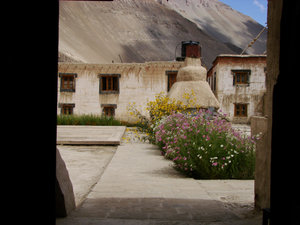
[168,55,220,110]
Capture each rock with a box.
[56,148,76,217]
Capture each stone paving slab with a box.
[56,125,126,145]
[57,145,117,206]
[88,144,211,200]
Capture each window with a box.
[234,104,248,117]
[60,103,75,115]
[232,70,251,85]
[99,74,121,94]
[213,72,216,91]
[166,71,178,91]
[59,73,77,92]
[101,104,117,117]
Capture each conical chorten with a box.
[168,48,220,110]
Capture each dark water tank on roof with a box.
[181,41,201,58]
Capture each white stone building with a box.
[57,61,183,122]
[57,54,267,124]
[207,54,266,123]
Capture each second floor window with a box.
[59,73,77,92]
[99,74,121,94]
[232,70,251,85]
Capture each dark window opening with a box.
[103,107,115,117]
[59,73,77,92]
[99,74,120,94]
[101,104,117,117]
[234,104,248,117]
[232,70,251,85]
[166,71,178,91]
[60,104,75,115]
[213,72,216,91]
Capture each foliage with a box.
[154,110,259,179]
[57,114,123,126]
[127,91,199,142]
[127,91,259,179]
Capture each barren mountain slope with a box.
[59,0,266,67]
[160,0,267,55]
[59,0,238,67]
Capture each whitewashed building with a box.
[57,61,183,122]
[207,54,266,123]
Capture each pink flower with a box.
[212,162,218,166]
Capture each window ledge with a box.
[99,91,119,94]
[60,89,75,92]
[235,84,250,87]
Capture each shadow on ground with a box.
[56,197,261,225]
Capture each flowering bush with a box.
[154,109,259,179]
[128,92,189,142]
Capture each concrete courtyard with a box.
[56,127,261,225]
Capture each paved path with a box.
[56,134,261,224]
[57,145,117,206]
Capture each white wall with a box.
[57,62,183,122]
[208,57,266,123]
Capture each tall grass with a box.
[57,114,123,126]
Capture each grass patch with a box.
[57,114,123,126]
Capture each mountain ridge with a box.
[59,0,266,68]
[158,0,266,55]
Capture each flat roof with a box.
[207,54,267,76]
[216,54,266,58]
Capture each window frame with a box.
[101,104,117,117]
[213,72,217,91]
[98,74,121,94]
[232,70,251,86]
[59,103,75,115]
[234,103,248,117]
[166,70,178,92]
[59,73,77,92]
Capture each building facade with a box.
[57,61,183,122]
[207,54,266,123]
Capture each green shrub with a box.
[154,110,259,179]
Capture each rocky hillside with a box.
[160,0,267,55]
[59,0,266,68]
